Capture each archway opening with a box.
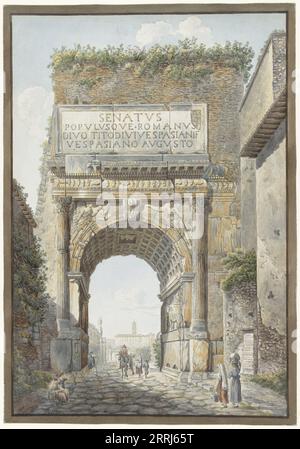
[70,225,193,372]
[88,255,161,370]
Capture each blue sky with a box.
[89,256,160,338]
[13,14,286,96]
[12,13,286,209]
[12,13,286,338]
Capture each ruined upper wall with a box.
[50,43,251,165]
[53,67,243,165]
[240,32,286,149]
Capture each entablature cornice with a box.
[68,271,90,302]
[160,272,195,301]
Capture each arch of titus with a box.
[37,68,242,375]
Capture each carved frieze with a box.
[165,288,184,332]
[175,178,207,193]
[102,179,174,192]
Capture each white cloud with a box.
[13,86,54,210]
[136,21,176,46]
[100,286,159,312]
[178,16,212,42]
[136,16,212,47]
[15,86,54,140]
[89,256,160,337]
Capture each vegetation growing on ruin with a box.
[49,39,255,82]
[222,250,256,292]
[13,181,50,399]
[250,370,287,397]
[13,204,49,327]
[14,349,52,399]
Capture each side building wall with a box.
[239,31,287,374]
[256,120,286,373]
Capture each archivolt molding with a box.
[69,204,192,289]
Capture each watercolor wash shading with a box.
[11,12,288,418]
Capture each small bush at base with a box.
[249,370,287,397]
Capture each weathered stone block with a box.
[189,339,209,372]
[223,285,258,374]
[256,124,286,336]
[212,354,224,371]
[163,339,189,371]
[50,338,72,373]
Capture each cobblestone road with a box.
[32,364,287,416]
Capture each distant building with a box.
[132,320,137,336]
[89,322,101,354]
[89,320,113,365]
[114,321,156,351]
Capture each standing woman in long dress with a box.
[229,353,242,407]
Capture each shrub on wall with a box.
[222,250,256,292]
[49,39,254,82]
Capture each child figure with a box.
[215,363,229,407]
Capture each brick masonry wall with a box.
[53,64,244,164]
[223,282,258,373]
[223,281,286,374]
[257,304,286,373]
[272,33,287,98]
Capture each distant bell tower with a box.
[132,321,137,336]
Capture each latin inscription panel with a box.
[56,104,207,154]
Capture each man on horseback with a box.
[119,345,128,365]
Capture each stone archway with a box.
[72,224,192,371]
[50,176,210,376]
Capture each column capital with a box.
[68,271,89,302]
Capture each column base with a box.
[57,318,71,334]
[50,338,73,373]
[50,320,88,373]
[190,319,208,339]
[189,338,209,372]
